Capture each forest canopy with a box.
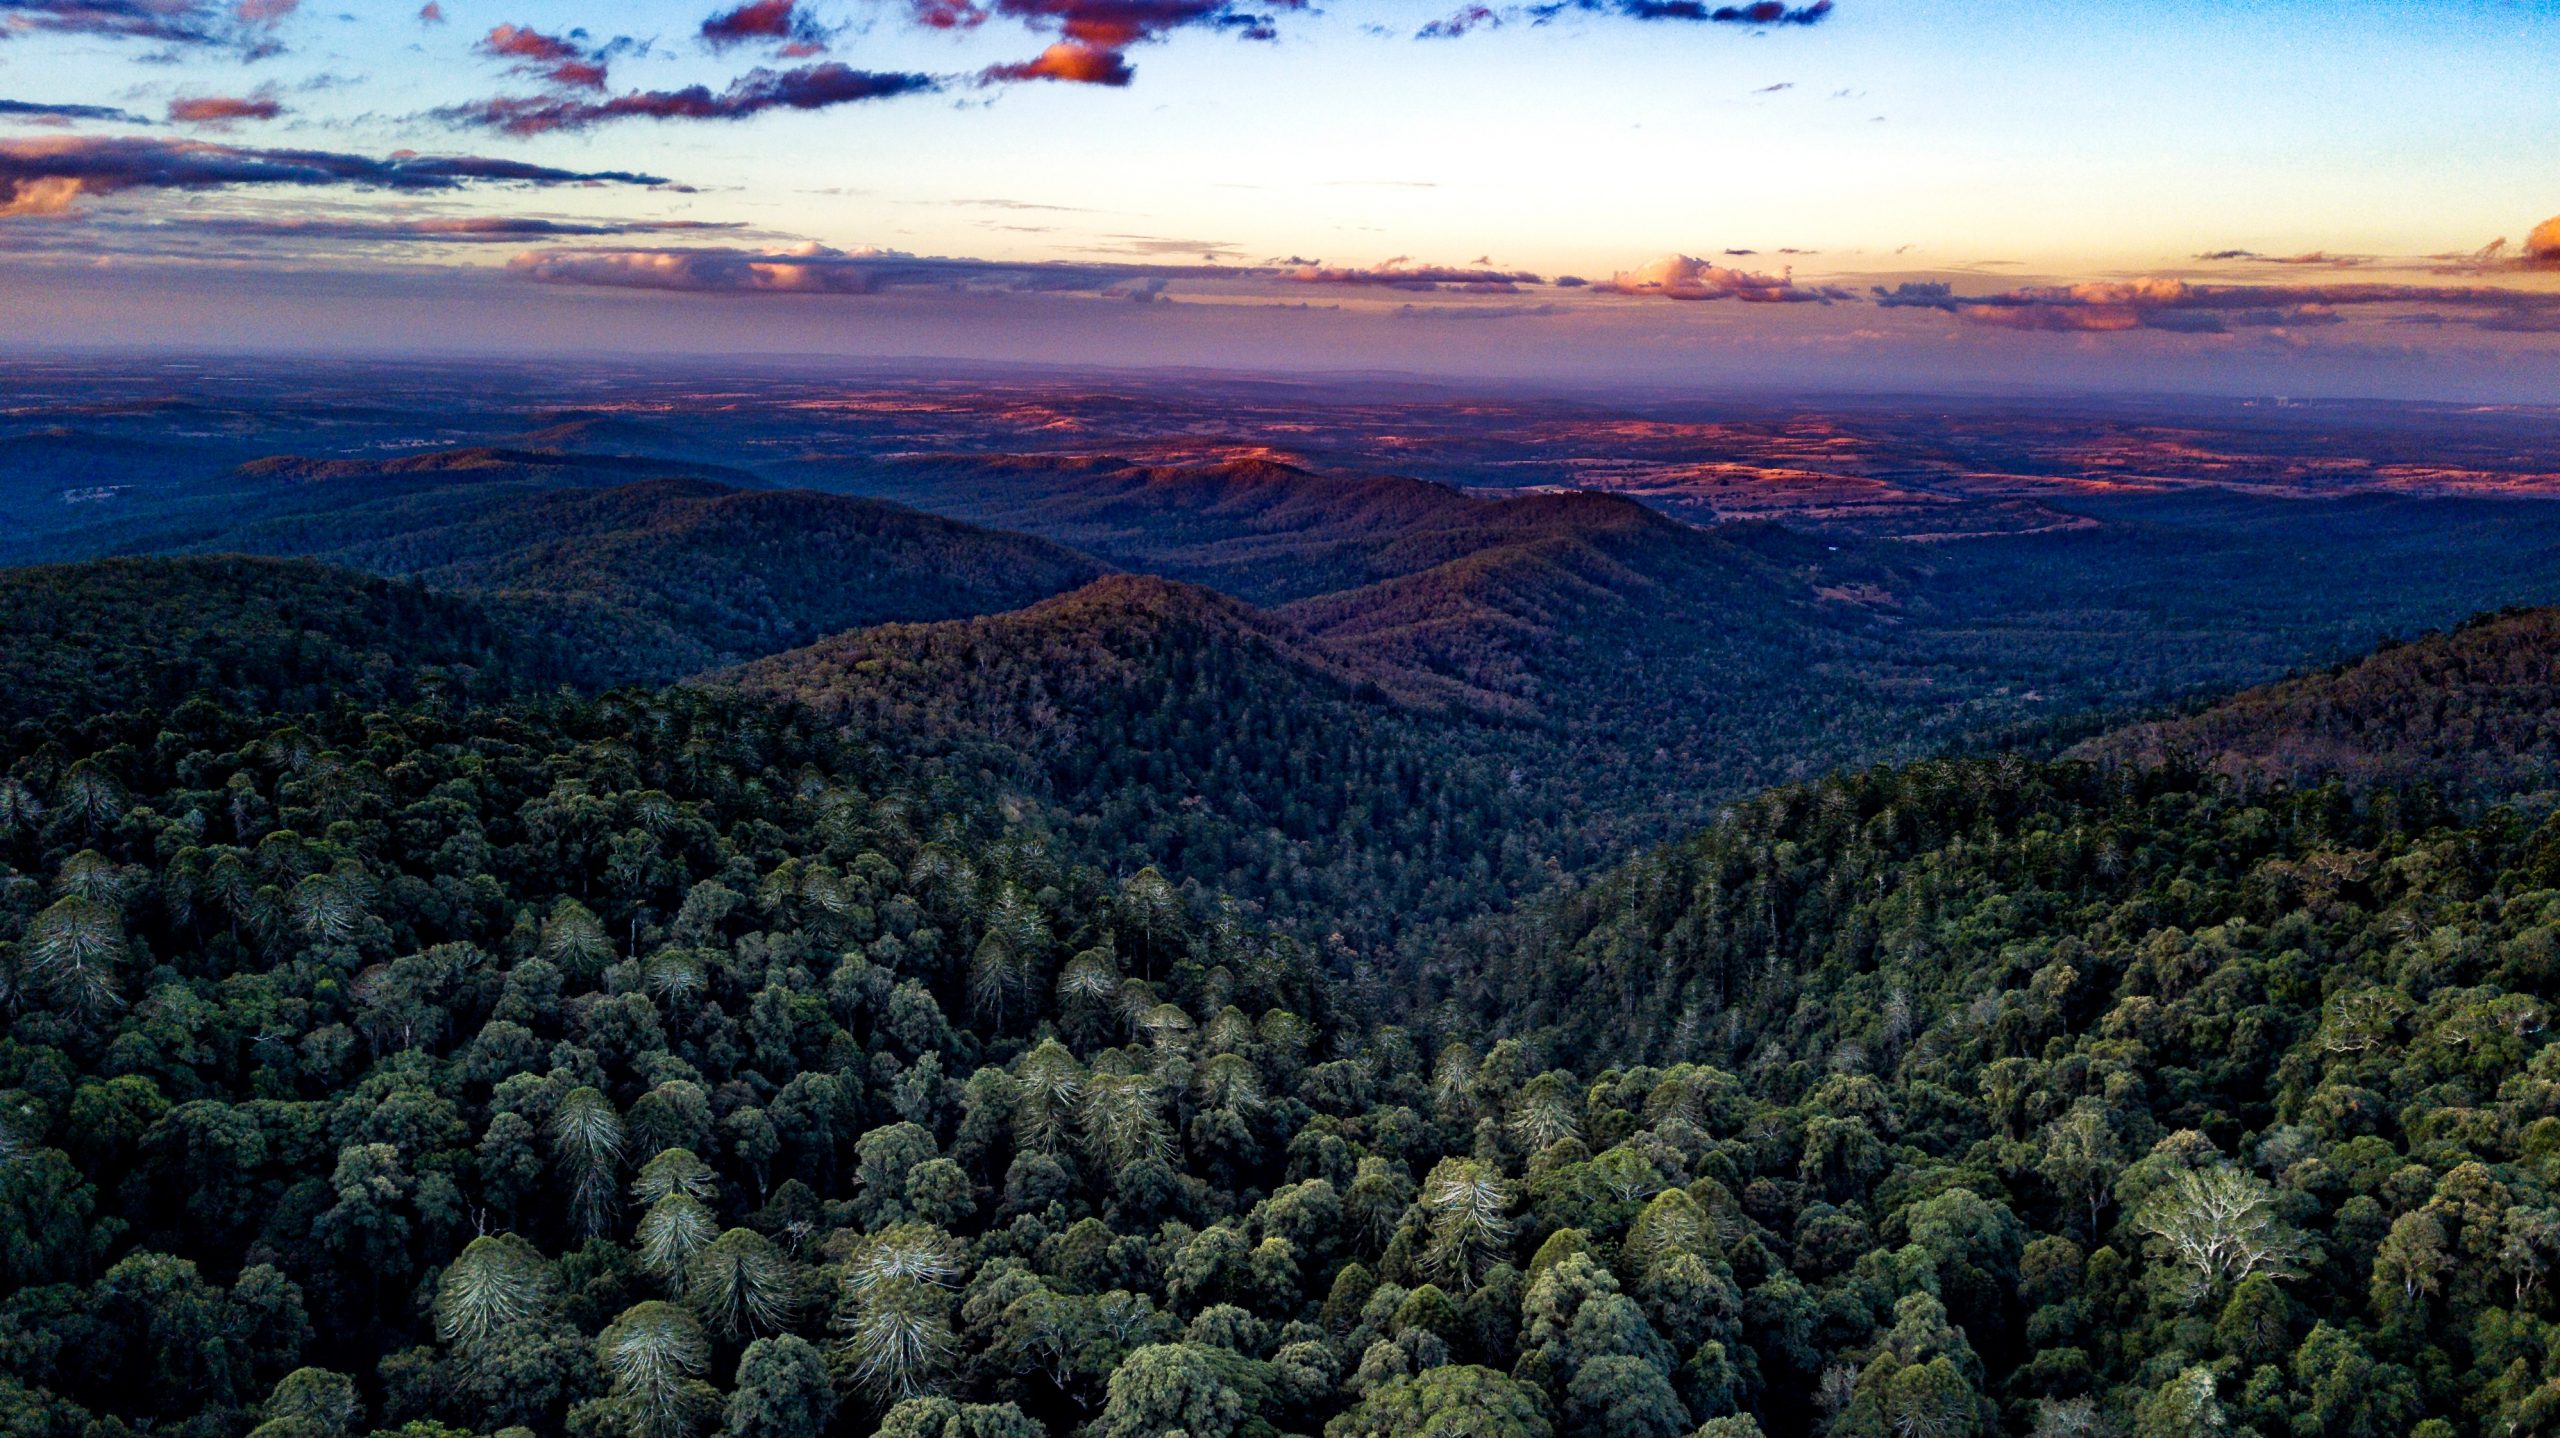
[8,560,2560,1438]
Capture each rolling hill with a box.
[725,573,1570,942]
[789,453,1483,603]
[27,452,1114,684]
[2070,604,2560,806]
[160,475,1113,682]
[12,446,759,569]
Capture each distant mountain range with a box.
[13,434,2560,952]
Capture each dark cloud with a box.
[439,63,939,136]
[0,0,298,54]
[1529,0,1832,26]
[701,0,832,54]
[0,135,669,217]
[184,214,744,243]
[1283,257,1542,292]
[1416,5,1499,39]
[508,241,1241,297]
[1598,253,1846,302]
[1875,275,2560,335]
[0,98,148,124]
[2192,247,2368,268]
[167,88,284,126]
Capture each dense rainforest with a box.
[10,558,2560,1436]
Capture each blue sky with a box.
[2,0,2556,394]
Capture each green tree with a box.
[720,1335,834,1438]
[593,1300,714,1438]
[1325,1364,1552,1438]
[1092,1342,1273,1438]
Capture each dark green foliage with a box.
[65,460,1112,688]
[730,573,1588,948]
[2080,605,2560,808]
[164,477,1111,685]
[0,556,557,725]
[9,533,2560,1437]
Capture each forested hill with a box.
[798,451,1995,808]
[779,455,1475,605]
[1415,688,2560,1431]
[6,448,764,569]
[723,574,1583,946]
[1278,497,1868,725]
[12,544,2560,1436]
[0,555,566,724]
[2072,605,2560,807]
[199,478,1113,684]
[61,464,1113,686]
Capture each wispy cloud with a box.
[507,241,1243,298]
[0,98,149,125]
[0,135,670,218]
[1416,5,1500,39]
[185,213,745,243]
[2192,248,2369,269]
[0,0,300,55]
[1874,274,2560,335]
[438,63,940,136]
[1283,257,1542,292]
[1529,0,1832,26]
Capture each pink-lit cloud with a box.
[167,88,285,127]
[1596,253,1846,302]
[980,40,1135,85]
[477,23,615,91]
[924,0,1306,89]
[2526,214,2560,269]
[700,0,832,55]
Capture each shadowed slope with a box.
[2072,605,2560,807]
[0,554,557,723]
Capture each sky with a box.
[2,0,2557,396]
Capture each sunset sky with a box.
[3,0,2556,394]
